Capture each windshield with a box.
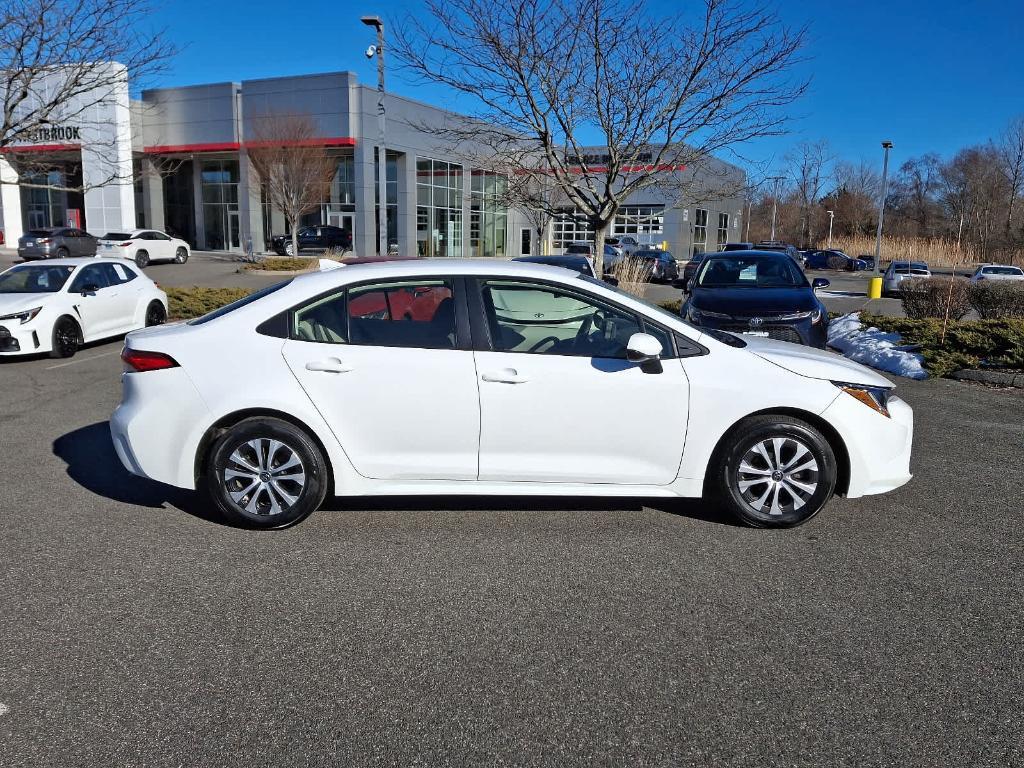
[0,265,76,294]
[577,274,693,326]
[696,255,807,288]
[102,232,134,241]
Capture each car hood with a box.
[742,335,894,387]
[691,286,818,314]
[0,294,54,315]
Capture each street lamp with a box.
[362,15,387,256]
[769,176,784,241]
[873,141,893,276]
[826,209,834,248]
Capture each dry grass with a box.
[243,256,319,272]
[827,235,980,270]
[165,287,253,320]
[612,256,655,297]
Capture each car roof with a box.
[702,249,797,259]
[4,257,139,269]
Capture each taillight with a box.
[37,238,51,244]
[118,241,132,247]
[121,347,179,372]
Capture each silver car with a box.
[883,261,931,296]
[17,227,98,260]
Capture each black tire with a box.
[713,415,837,529]
[284,242,295,256]
[145,300,166,327]
[204,417,328,529]
[135,250,150,268]
[55,246,70,259]
[174,247,189,264]
[49,316,82,359]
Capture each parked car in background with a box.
[681,251,831,348]
[970,264,1024,282]
[882,261,932,296]
[859,254,876,270]
[514,254,597,278]
[682,252,709,285]
[17,227,98,260]
[0,258,167,358]
[271,225,352,256]
[112,259,912,530]
[755,241,805,267]
[630,249,679,282]
[805,249,868,271]
[722,242,754,252]
[605,236,641,256]
[98,230,191,268]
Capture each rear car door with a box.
[280,276,481,480]
[471,278,690,484]
[99,262,145,330]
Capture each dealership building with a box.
[0,67,745,259]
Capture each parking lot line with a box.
[45,350,121,370]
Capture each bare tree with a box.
[246,114,337,259]
[394,0,806,273]
[1,0,174,191]
[996,115,1024,237]
[891,154,942,238]
[786,140,831,246]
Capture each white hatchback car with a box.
[111,260,914,530]
[0,258,168,358]
[97,229,190,268]
[970,264,1024,283]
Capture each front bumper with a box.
[823,392,914,498]
[0,321,45,355]
[692,315,828,348]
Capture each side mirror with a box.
[602,274,620,287]
[812,278,830,290]
[670,277,687,290]
[81,283,100,295]
[626,332,663,374]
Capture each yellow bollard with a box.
[868,276,883,299]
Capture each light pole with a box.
[769,176,783,241]
[827,209,834,248]
[873,141,893,275]
[362,15,387,256]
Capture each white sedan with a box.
[112,260,914,530]
[97,229,190,268]
[0,258,168,359]
[970,264,1024,282]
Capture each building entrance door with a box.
[519,227,532,257]
[227,209,241,251]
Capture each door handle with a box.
[481,368,528,384]
[305,358,353,374]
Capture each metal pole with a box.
[374,23,387,255]
[873,141,892,275]
[745,197,752,241]
[769,176,781,240]
[827,210,834,248]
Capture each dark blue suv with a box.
[681,251,831,348]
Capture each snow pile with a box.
[827,313,928,380]
[318,258,345,271]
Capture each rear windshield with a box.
[565,245,592,254]
[982,266,1023,275]
[102,233,134,241]
[0,264,76,293]
[188,280,293,326]
[26,229,54,236]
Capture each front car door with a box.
[471,277,690,484]
[280,276,480,480]
[66,264,120,338]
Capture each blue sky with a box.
[147,0,1023,174]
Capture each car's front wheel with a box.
[135,250,150,268]
[174,247,189,264]
[204,417,329,529]
[714,415,837,528]
[49,316,82,358]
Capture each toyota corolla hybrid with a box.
[112,260,913,530]
[0,258,167,358]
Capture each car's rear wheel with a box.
[145,301,166,327]
[174,247,188,264]
[55,246,69,259]
[714,415,837,528]
[284,242,295,256]
[135,250,150,268]
[49,316,81,358]
[205,418,328,529]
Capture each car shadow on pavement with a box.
[52,421,223,524]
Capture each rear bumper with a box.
[18,245,54,259]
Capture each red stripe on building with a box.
[144,142,241,154]
[243,137,357,149]
[0,144,81,153]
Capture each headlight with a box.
[686,306,730,322]
[0,307,42,325]
[832,381,892,417]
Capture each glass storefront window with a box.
[200,159,240,251]
[468,169,507,258]
[416,156,463,257]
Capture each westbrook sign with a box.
[11,125,83,144]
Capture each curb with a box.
[951,369,1024,388]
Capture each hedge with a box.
[899,277,1024,320]
[243,257,321,272]
[165,286,253,320]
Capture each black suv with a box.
[271,225,351,256]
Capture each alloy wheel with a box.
[222,438,307,517]
[735,436,819,517]
[53,318,80,357]
[145,302,166,327]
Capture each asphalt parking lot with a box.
[1,334,1022,765]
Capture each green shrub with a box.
[967,281,1024,319]
[165,287,253,320]
[898,277,972,320]
[244,257,319,272]
[657,299,682,314]
[862,314,1024,377]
